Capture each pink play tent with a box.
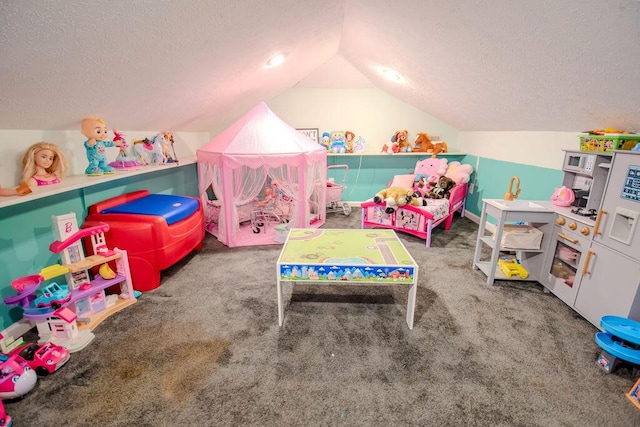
[197,102,327,247]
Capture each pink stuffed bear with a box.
[413,158,448,195]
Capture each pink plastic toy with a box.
[551,186,575,207]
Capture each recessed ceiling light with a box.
[377,67,404,83]
[266,54,285,67]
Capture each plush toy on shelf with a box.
[81,117,123,176]
[393,130,412,153]
[373,186,426,214]
[345,131,366,153]
[413,132,434,153]
[329,131,347,153]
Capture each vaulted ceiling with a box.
[1,0,639,133]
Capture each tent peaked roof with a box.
[198,102,324,157]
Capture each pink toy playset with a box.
[361,159,473,247]
[197,102,327,247]
[83,190,205,292]
[3,212,138,353]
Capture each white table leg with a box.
[277,277,284,327]
[406,279,417,330]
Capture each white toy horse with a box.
[132,135,167,165]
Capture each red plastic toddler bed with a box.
[83,190,205,292]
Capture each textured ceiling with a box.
[1,0,639,133]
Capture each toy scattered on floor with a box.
[497,258,529,279]
[81,117,123,176]
[373,186,426,214]
[108,130,140,170]
[0,352,37,400]
[9,342,70,377]
[0,183,31,197]
[21,141,68,187]
[424,176,456,199]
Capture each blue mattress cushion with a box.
[100,194,199,225]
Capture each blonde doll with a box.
[22,142,69,187]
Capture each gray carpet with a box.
[6,209,640,426]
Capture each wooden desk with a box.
[276,228,419,329]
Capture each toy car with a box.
[10,342,70,377]
[33,282,71,309]
[0,353,37,400]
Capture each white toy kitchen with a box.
[474,150,640,329]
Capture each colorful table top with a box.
[278,228,416,266]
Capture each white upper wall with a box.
[266,88,459,152]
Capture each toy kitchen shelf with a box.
[473,199,555,285]
[0,156,196,210]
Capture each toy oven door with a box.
[542,222,591,307]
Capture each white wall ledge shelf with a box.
[0,156,197,210]
[327,152,465,157]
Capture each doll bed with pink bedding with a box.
[360,182,467,247]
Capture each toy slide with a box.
[40,264,70,280]
[49,223,110,254]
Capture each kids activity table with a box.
[276,228,419,329]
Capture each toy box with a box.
[579,134,640,152]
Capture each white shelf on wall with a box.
[0,156,197,210]
[327,152,465,157]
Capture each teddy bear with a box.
[392,130,412,153]
[424,176,456,199]
[413,157,448,192]
[373,186,426,214]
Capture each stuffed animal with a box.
[424,176,456,199]
[391,130,412,153]
[414,157,448,190]
[413,133,434,153]
[445,161,473,184]
[330,131,346,153]
[430,140,449,157]
[373,186,426,214]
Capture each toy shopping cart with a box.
[326,164,351,216]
